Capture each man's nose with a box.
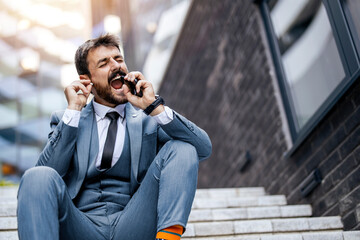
[109,58,120,71]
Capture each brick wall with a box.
[158,0,360,230]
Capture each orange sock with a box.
[156,225,183,240]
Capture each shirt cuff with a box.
[152,106,173,125]
[62,108,81,127]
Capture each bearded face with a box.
[86,45,129,107]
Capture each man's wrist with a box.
[67,103,83,111]
[152,106,174,125]
[150,104,165,116]
[62,108,81,127]
[144,95,165,115]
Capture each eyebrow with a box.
[96,57,108,67]
[96,55,123,67]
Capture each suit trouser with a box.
[17,140,199,240]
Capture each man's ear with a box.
[80,74,95,95]
[79,74,90,80]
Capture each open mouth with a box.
[109,74,125,90]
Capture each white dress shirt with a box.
[62,102,173,168]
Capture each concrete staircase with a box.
[1,186,359,239]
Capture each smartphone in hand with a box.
[120,74,143,97]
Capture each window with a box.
[342,0,360,56]
[259,0,360,154]
[344,0,360,36]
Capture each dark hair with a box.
[74,34,122,77]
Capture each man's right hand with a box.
[64,80,92,111]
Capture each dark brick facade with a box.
[159,0,360,230]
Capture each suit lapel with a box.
[76,101,95,191]
[126,103,142,184]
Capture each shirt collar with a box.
[92,100,126,120]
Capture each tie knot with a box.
[106,111,120,121]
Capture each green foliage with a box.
[0,180,17,187]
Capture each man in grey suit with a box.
[17,34,211,240]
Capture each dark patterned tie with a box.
[100,112,120,169]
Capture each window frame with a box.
[258,0,360,156]
[340,0,360,57]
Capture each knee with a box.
[162,140,199,169]
[21,166,60,184]
[19,166,61,196]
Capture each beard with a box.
[92,81,128,105]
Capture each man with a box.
[17,34,211,240]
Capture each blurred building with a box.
[159,0,360,231]
[0,0,91,181]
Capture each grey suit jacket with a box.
[36,101,212,199]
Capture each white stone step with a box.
[0,188,268,203]
[1,186,360,240]
[0,188,17,204]
[0,231,18,240]
[0,217,17,230]
[0,203,311,220]
[182,231,360,240]
[0,187,267,200]
[195,188,266,198]
[192,195,287,209]
[0,214,343,234]
[189,205,312,222]
[0,187,18,196]
[0,203,17,217]
[1,231,359,240]
[183,217,343,238]
[0,202,309,220]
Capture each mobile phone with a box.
[119,75,143,97]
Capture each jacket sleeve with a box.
[158,111,212,161]
[36,111,78,177]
